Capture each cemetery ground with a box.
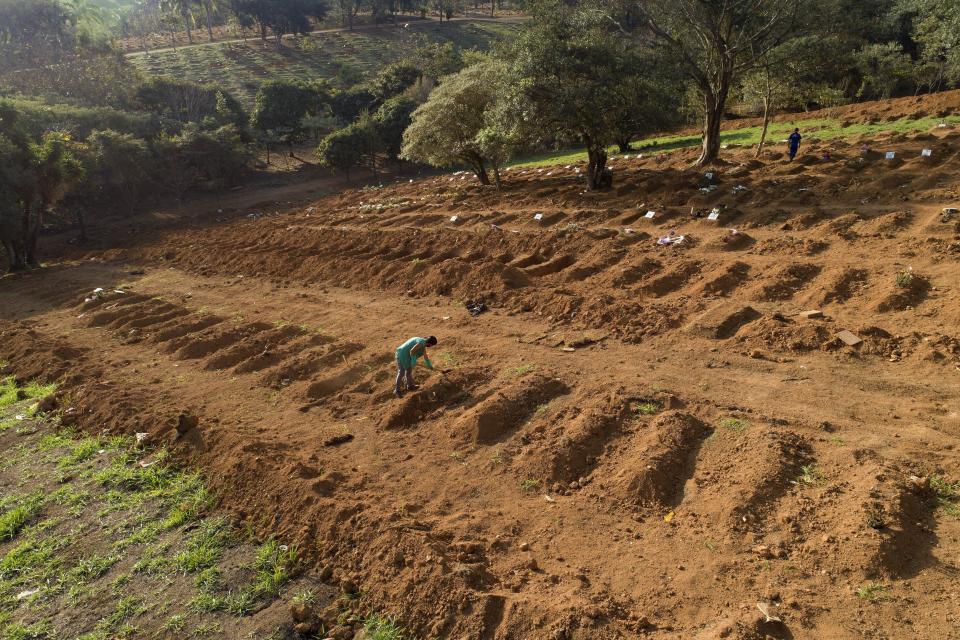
[2,91,960,639]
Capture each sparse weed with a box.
[829,435,845,446]
[520,478,541,493]
[632,400,662,415]
[895,269,914,288]
[291,589,316,605]
[250,539,297,598]
[436,352,458,368]
[931,474,960,517]
[798,464,825,486]
[363,614,408,640]
[719,418,749,434]
[163,613,187,633]
[175,518,233,573]
[507,363,536,377]
[856,582,888,601]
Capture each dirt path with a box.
[3,116,960,639]
[126,15,528,58]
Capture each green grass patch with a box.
[363,614,409,640]
[0,493,45,541]
[250,539,297,598]
[174,518,233,573]
[509,114,960,168]
[931,474,960,517]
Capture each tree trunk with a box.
[492,163,501,190]
[26,205,43,266]
[468,155,490,184]
[755,93,771,158]
[697,91,724,166]
[586,146,608,190]
[202,0,215,41]
[617,138,632,153]
[183,13,193,44]
[75,209,88,244]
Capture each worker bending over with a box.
[394,335,437,397]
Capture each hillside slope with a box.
[1,93,959,639]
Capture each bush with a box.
[135,77,247,131]
[3,96,162,141]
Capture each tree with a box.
[624,0,810,165]
[369,62,421,103]
[0,109,83,271]
[854,42,913,99]
[136,77,247,129]
[251,79,331,140]
[373,95,417,160]
[401,59,510,185]
[330,86,377,124]
[160,0,195,44]
[316,121,377,180]
[498,3,649,189]
[900,0,960,88]
[230,0,327,45]
[409,37,464,83]
[82,130,154,217]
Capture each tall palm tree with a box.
[160,0,194,44]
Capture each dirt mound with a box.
[452,373,569,443]
[609,411,712,510]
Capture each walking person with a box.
[788,128,802,161]
[394,335,437,397]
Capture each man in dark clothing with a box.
[788,128,802,161]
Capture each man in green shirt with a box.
[394,335,437,397]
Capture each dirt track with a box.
[2,99,960,639]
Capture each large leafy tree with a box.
[230,0,327,46]
[373,95,418,160]
[497,2,652,189]
[0,106,83,271]
[401,59,511,186]
[250,79,331,140]
[618,0,810,165]
[900,0,960,87]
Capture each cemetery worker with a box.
[394,335,437,396]
[788,128,802,161]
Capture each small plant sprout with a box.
[632,400,662,415]
[856,582,889,601]
[508,363,536,377]
[719,417,749,433]
[520,478,541,493]
[798,464,825,485]
[931,474,960,517]
[895,268,914,288]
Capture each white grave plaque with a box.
[449,215,459,223]
[885,151,896,160]
[922,149,932,157]
[534,213,543,221]
[645,211,656,219]
[705,172,715,180]
[708,210,720,221]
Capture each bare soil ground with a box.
[2,93,960,639]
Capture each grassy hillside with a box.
[129,20,521,109]
[512,113,960,168]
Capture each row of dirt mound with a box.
[2,104,960,639]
